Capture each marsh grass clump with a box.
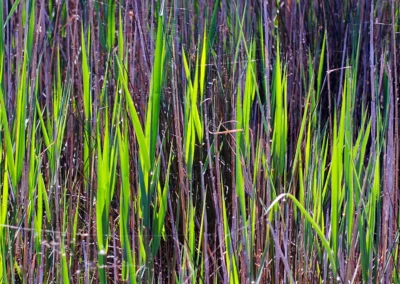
[0,0,399,283]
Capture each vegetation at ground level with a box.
[0,0,399,283]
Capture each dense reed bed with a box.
[0,0,399,283]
